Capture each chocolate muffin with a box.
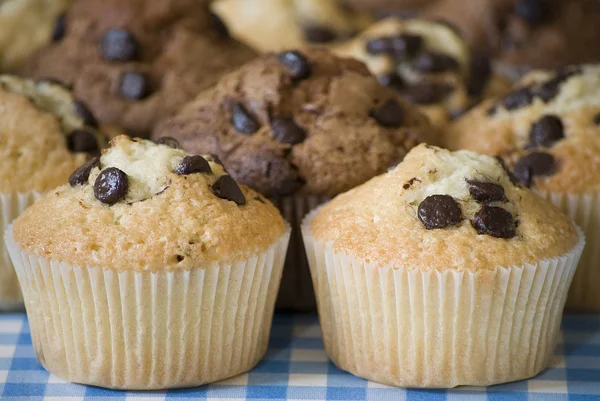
[445,64,600,312]
[424,0,600,73]
[153,49,436,311]
[19,0,257,136]
[211,0,373,53]
[334,18,510,128]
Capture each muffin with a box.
[334,18,510,128]
[0,75,106,310]
[423,0,600,76]
[302,144,583,387]
[343,0,435,16]
[19,0,257,136]
[5,135,290,389]
[211,0,373,53]
[445,64,600,312]
[0,0,74,71]
[153,49,435,311]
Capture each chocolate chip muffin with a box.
[19,0,257,136]
[423,0,600,73]
[211,0,373,53]
[153,49,435,311]
[6,135,289,389]
[334,18,510,128]
[445,64,600,312]
[343,0,435,15]
[0,0,74,71]
[0,75,106,310]
[303,144,583,387]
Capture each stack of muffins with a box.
[0,0,597,391]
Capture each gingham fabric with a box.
[0,313,599,401]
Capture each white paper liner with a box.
[0,191,41,310]
[270,194,329,312]
[5,225,290,390]
[301,209,584,388]
[540,191,600,312]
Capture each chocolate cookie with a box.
[19,0,257,136]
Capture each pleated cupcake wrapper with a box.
[269,194,330,312]
[301,209,584,388]
[5,225,290,390]
[0,191,42,310]
[539,191,600,312]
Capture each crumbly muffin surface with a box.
[13,136,286,270]
[311,144,578,270]
[154,49,435,197]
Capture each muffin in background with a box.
[153,49,436,312]
[445,64,600,312]
[6,135,290,389]
[423,0,600,76]
[334,18,510,128]
[0,75,106,310]
[211,0,373,53]
[19,0,257,136]
[303,144,583,387]
[0,0,74,71]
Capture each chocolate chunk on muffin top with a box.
[153,49,436,198]
[210,0,373,53]
[19,0,257,136]
[0,75,107,193]
[13,135,286,270]
[310,144,578,270]
[445,64,600,194]
[333,18,509,127]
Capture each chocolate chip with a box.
[176,155,211,175]
[52,14,66,42]
[371,99,404,127]
[534,69,578,102]
[514,0,550,25]
[412,52,459,73]
[94,167,129,204]
[594,113,600,125]
[36,77,71,90]
[472,205,516,238]
[205,154,224,166]
[119,71,150,100]
[278,51,311,81]
[495,156,519,185]
[418,195,463,229]
[366,34,423,58]
[513,152,556,187]
[154,136,181,149]
[378,72,405,91]
[212,175,246,205]
[529,115,564,147]
[69,157,99,187]
[67,129,99,154]
[272,117,307,145]
[501,87,534,110]
[467,180,507,203]
[303,25,337,43]
[467,53,491,96]
[402,82,453,105]
[365,37,391,55]
[210,11,229,38]
[99,29,139,62]
[231,103,260,134]
[73,101,98,128]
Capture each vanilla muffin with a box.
[302,144,583,388]
[0,0,74,71]
[0,75,106,310]
[445,64,600,312]
[154,49,435,311]
[334,18,510,127]
[5,135,289,390]
[211,0,372,53]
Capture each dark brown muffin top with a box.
[19,0,257,136]
[153,49,436,197]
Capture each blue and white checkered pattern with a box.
[0,313,599,401]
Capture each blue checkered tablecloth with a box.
[0,313,599,401]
